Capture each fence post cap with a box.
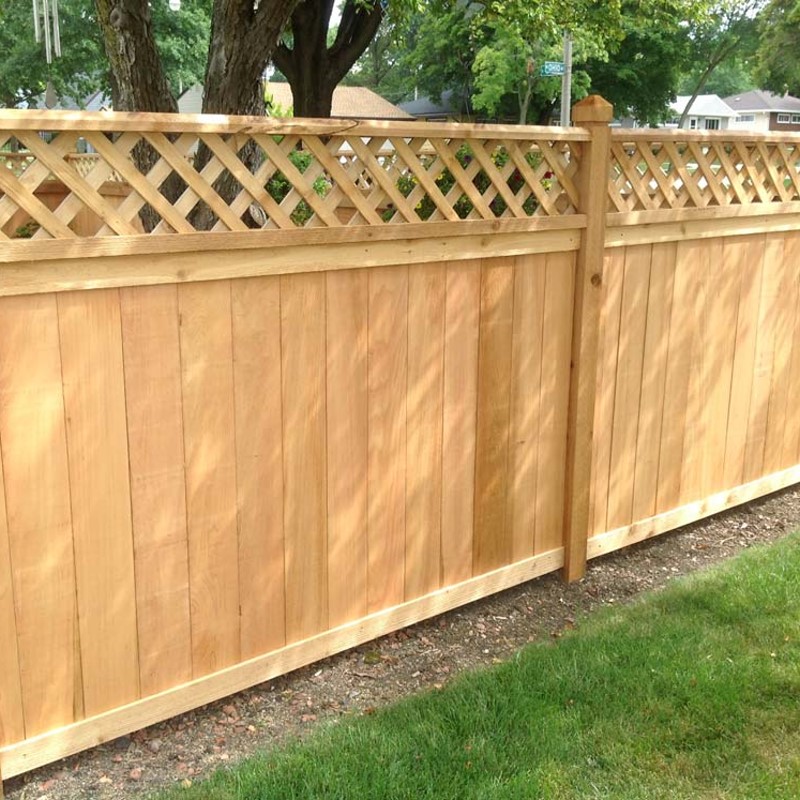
[572,95,613,124]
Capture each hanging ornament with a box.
[32,0,62,64]
[44,80,58,108]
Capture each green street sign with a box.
[540,61,565,77]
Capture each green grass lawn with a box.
[159,534,800,799]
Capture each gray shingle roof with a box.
[723,90,800,113]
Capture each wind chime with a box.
[32,0,62,107]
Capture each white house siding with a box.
[728,112,771,131]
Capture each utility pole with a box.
[559,31,573,126]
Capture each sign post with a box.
[560,32,573,126]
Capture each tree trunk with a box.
[95,0,300,229]
[273,0,383,118]
[94,0,176,112]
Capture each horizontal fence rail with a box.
[1,101,800,792]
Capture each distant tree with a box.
[755,0,800,95]
[587,1,697,125]
[677,0,764,126]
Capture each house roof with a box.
[670,94,736,118]
[723,90,800,114]
[398,90,459,117]
[178,83,412,119]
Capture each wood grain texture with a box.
[179,281,240,676]
[507,254,546,562]
[281,273,328,642]
[743,234,782,482]
[724,236,766,488]
[678,240,712,505]
[0,294,78,737]
[702,239,740,496]
[231,277,286,658]
[441,261,481,585]
[326,270,369,627]
[763,232,798,474]
[405,264,446,600]
[58,289,139,716]
[606,244,651,529]
[631,242,675,520]
[120,285,192,697]
[781,233,800,467]
[590,250,625,535]
[535,252,575,554]
[0,436,24,747]
[473,260,515,574]
[656,241,695,513]
[367,267,408,613]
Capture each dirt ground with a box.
[6,485,800,800]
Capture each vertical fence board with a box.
[473,259,515,574]
[281,273,328,642]
[535,252,575,553]
[702,239,740,496]
[656,241,695,513]
[441,261,480,585]
[326,270,368,628]
[367,267,408,612]
[782,232,800,467]
[723,236,765,488]
[231,277,286,658]
[58,289,139,715]
[179,281,240,676]
[590,250,625,535]
[743,234,779,483]
[631,242,675,521]
[607,244,651,529]
[120,285,192,697]
[0,295,78,738]
[764,233,799,475]
[679,240,711,505]
[507,253,546,562]
[0,436,24,747]
[405,264,445,600]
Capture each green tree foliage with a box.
[676,0,764,124]
[0,0,211,108]
[0,0,104,108]
[587,2,695,124]
[755,0,800,95]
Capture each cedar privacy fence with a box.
[0,96,799,789]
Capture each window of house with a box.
[705,118,720,130]
[736,114,755,122]
[793,114,800,123]
[689,118,698,129]
[777,113,791,123]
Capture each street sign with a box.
[540,61,565,77]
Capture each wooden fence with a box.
[0,98,799,789]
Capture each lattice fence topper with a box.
[0,124,583,240]
[609,136,800,213]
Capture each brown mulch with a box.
[6,485,800,799]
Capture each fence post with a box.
[562,95,613,582]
